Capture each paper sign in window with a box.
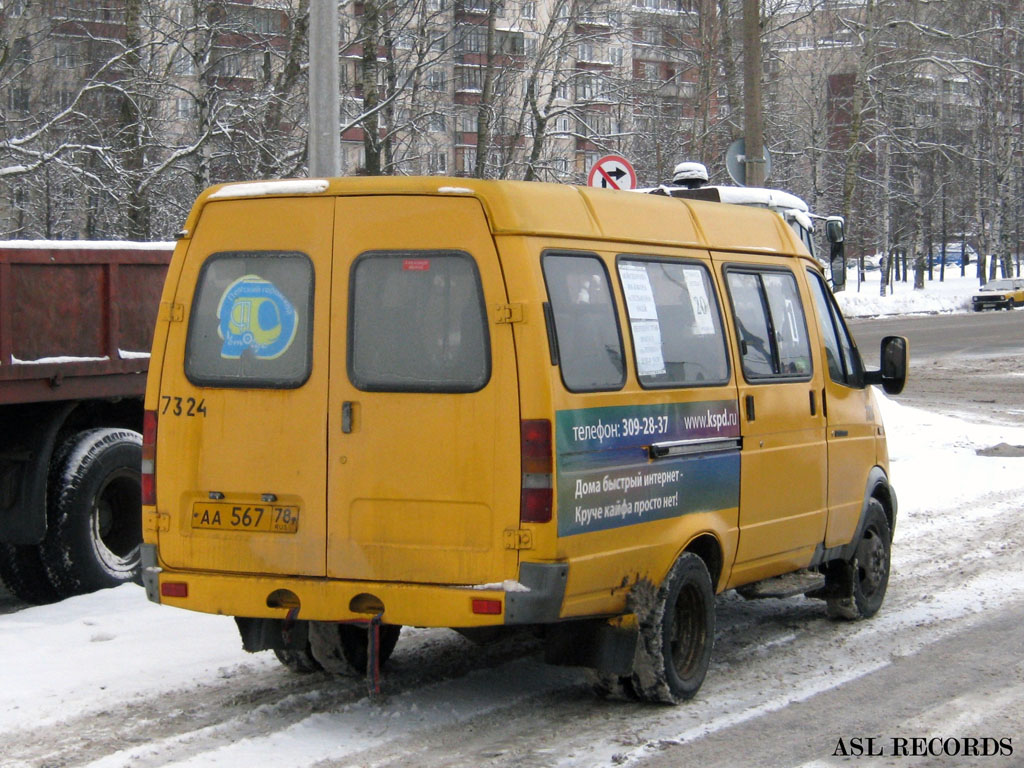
[684,267,716,336]
[619,263,666,376]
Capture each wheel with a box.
[826,499,891,620]
[274,645,324,674]
[629,552,715,704]
[39,429,143,598]
[0,543,61,604]
[308,621,401,676]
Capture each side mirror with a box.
[826,216,846,291]
[864,335,908,395]
[825,216,845,244]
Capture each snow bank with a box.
[837,268,986,317]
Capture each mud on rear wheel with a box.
[628,552,715,704]
[39,429,143,598]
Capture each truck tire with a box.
[308,621,401,676]
[629,552,715,704]
[0,543,61,604]
[39,429,142,598]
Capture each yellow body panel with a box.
[147,177,893,628]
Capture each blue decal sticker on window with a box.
[218,275,298,360]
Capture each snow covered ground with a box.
[2,268,1022,767]
[837,264,990,318]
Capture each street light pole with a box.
[308,0,341,177]
[742,0,765,188]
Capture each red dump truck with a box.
[0,240,172,603]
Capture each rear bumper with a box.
[141,544,567,627]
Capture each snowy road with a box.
[2,392,1023,768]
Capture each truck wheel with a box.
[826,499,891,620]
[629,553,715,704]
[308,621,401,676]
[40,429,142,598]
[0,543,61,604]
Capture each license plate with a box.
[191,502,299,534]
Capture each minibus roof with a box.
[186,176,807,257]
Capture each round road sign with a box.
[587,154,637,191]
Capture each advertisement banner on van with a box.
[555,400,740,537]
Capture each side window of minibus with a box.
[542,252,626,392]
[725,268,812,380]
[807,270,864,387]
[616,258,729,388]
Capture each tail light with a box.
[520,419,552,523]
[142,409,157,506]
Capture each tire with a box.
[629,553,715,704]
[0,543,61,605]
[826,499,891,620]
[308,621,401,676]
[274,645,324,674]
[39,429,143,598]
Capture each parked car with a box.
[972,278,1024,311]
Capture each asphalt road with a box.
[849,309,1024,425]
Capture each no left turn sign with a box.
[587,154,637,191]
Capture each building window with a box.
[425,70,447,92]
[173,49,196,76]
[8,87,30,112]
[458,26,488,53]
[427,151,448,174]
[12,37,31,65]
[176,97,195,120]
[522,1,536,19]
[427,113,447,133]
[456,66,484,91]
[55,41,79,69]
[457,147,477,174]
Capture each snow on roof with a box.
[711,186,810,213]
[208,179,330,200]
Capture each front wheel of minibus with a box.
[629,552,715,704]
[826,499,892,620]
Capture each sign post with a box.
[587,155,637,191]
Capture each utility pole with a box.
[308,0,341,177]
[741,0,765,188]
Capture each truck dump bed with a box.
[0,241,173,404]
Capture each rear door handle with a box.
[342,401,354,434]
